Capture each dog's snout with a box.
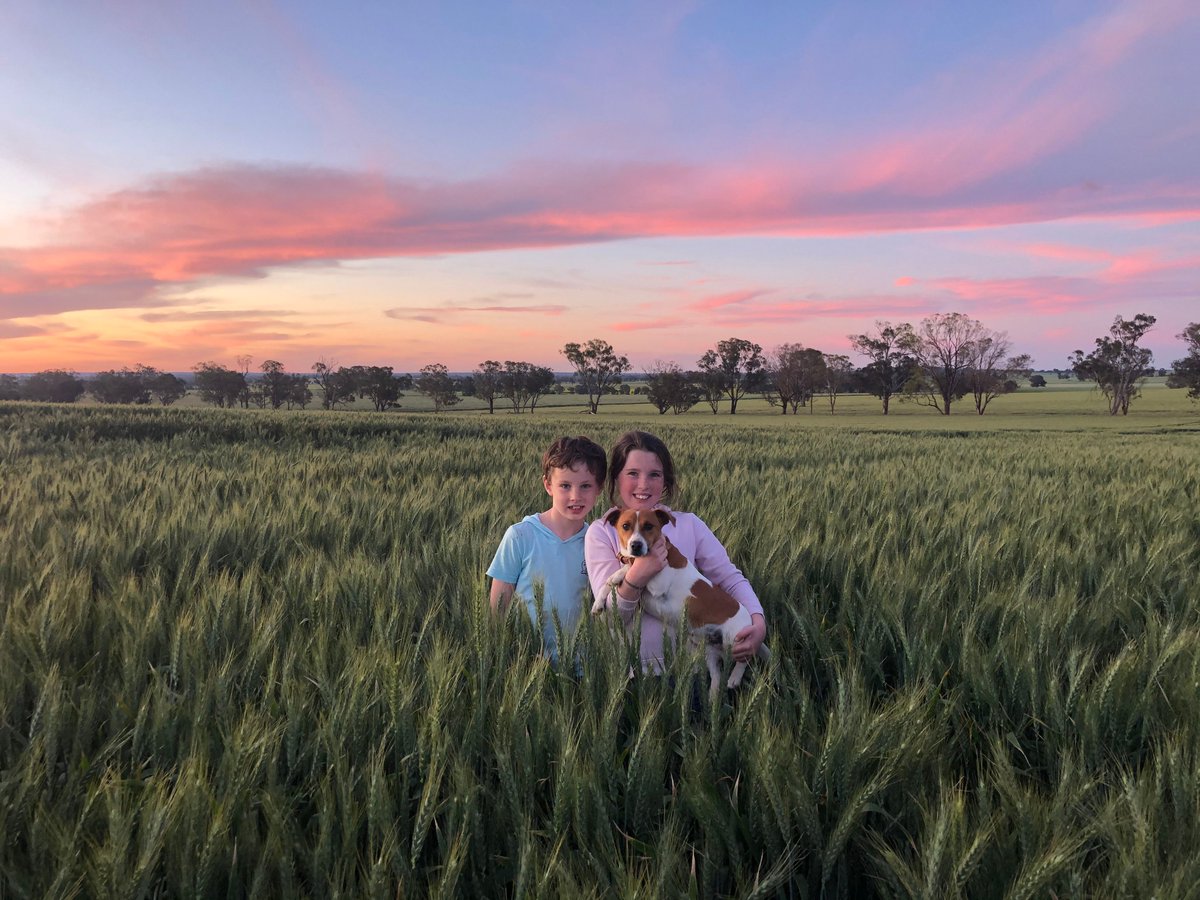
[628,539,647,557]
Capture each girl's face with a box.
[617,449,666,510]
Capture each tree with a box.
[233,355,254,407]
[147,371,187,405]
[0,374,21,401]
[762,344,809,414]
[849,321,917,414]
[23,370,85,403]
[645,361,702,414]
[1029,374,1047,388]
[965,332,1032,415]
[525,367,556,411]
[312,359,355,409]
[901,312,987,415]
[498,361,555,413]
[285,375,312,409]
[1069,314,1156,415]
[193,363,247,408]
[822,354,854,414]
[346,365,410,411]
[561,339,631,414]
[258,360,292,410]
[90,366,153,404]
[1168,322,1200,401]
[794,348,828,414]
[416,363,462,412]
[694,364,726,414]
[697,338,765,414]
[473,360,504,414]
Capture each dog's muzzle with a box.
[628,539,647,557]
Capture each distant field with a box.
[1,404,1198,897]
[149,378,1200,432]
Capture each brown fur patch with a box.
[665,539,688,570]
[686,579,741,627]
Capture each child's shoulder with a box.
[503,513,542,540]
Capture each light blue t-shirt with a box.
[487,513,589,662]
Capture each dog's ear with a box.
[655,509,675,527]
[606,508,623,526]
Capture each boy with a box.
[488,436,606,662]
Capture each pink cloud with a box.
[688,288,771,311]
[0,162,1185,316]
[384,302,569,323]
[611,315,686,332]
[1020,243,1114,264]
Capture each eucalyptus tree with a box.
[561,339,631,414]
[849,321,917,414]
[901,312,986,415]
[822,354,854,414]
[698,337,766,414]
[1168,322,1200,400]
[193,362,246,408]
[965,333,1032,415]
[416,363,462,412]
[23,370,86,403]
[645,361,702,414]
[1069,314,1156,415]
[763,343,807,414]
[473,360,504,414]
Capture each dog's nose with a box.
[629,540,646,557]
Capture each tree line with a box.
[626,313,1199,417]
[3,313,1198,415]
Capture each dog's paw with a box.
[590,597,608,615]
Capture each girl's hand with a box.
[627,540,668,587]
[732,614,766,662]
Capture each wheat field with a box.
[1,403,1198,898]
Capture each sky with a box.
[1,0,1197,373]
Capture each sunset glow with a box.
[1,1,1197,372]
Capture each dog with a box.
[592,508,770,696]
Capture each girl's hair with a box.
[606,430,677,506]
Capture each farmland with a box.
[1,401,1199,897]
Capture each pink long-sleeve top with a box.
[584,505,763,671]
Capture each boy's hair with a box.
[606,430,677,506]
[542,436,607,484]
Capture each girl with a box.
[584,430,767,672]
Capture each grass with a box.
[1,402,1198,897]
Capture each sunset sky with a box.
[1,0,1197,373]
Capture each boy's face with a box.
[543,461,600,525]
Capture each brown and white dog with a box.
[592,508,770,696]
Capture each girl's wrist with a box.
[618,579,644,600]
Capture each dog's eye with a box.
[621,523,631,531]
